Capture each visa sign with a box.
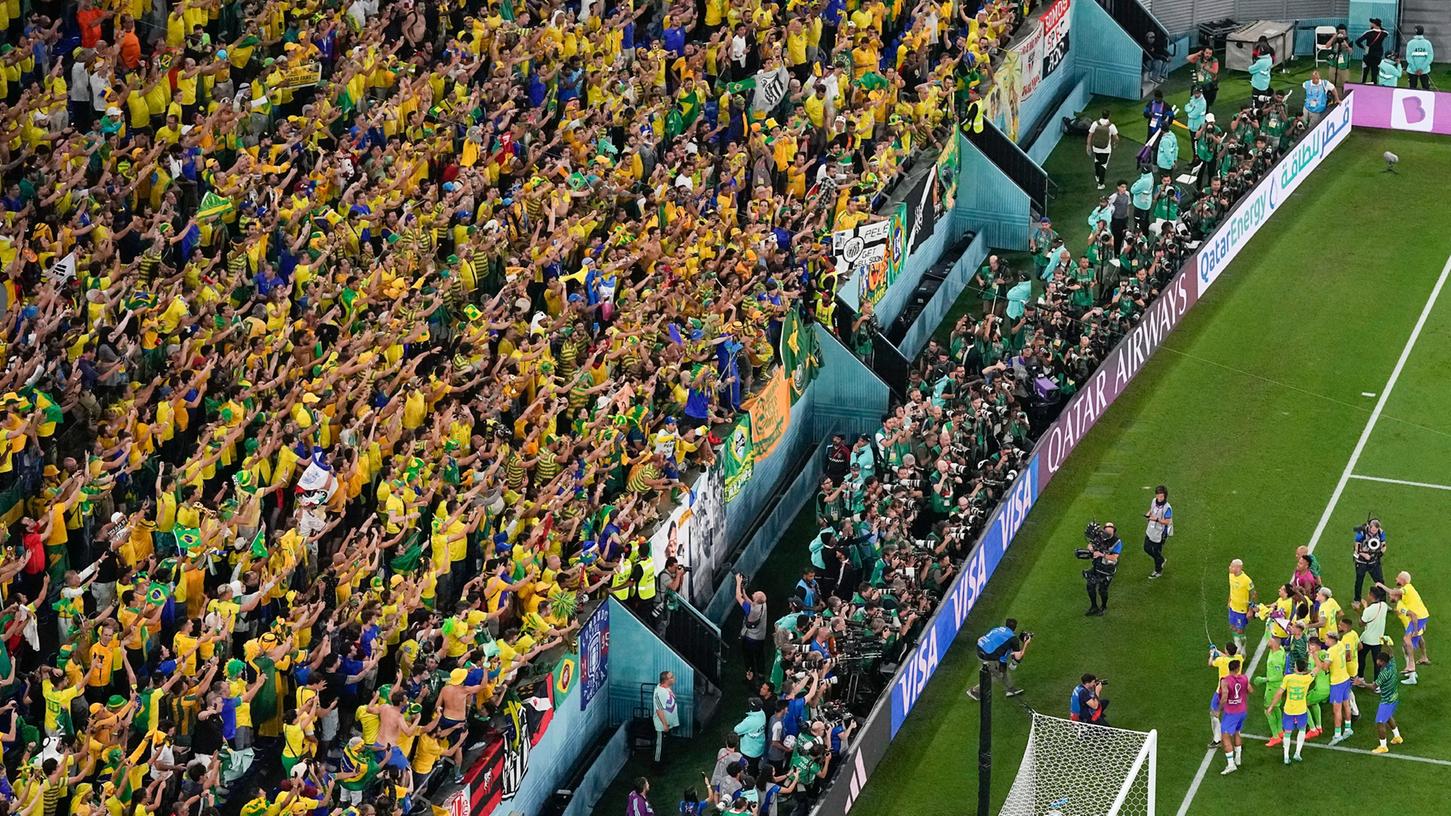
[1197,91,1355,295]
[890,457,1039,735]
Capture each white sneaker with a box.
[1328,734,1344,746]
[1403,675,1418,686]
[966,688,980,700]
[1220,762,1237,775]
[1097,183,1105,190]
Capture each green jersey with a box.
[1259,649,1287,699]
[1376,661,1400,704]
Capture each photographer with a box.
[1326,24,1353,94]
[1351,518,1388,604]
[1070,674,1109,725]
[1083,522,1123,617]
[1143,485,1173,578]
[966,618,1030,699]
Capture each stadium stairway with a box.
[1092,0,1172,97]
[1402,0,1451,62]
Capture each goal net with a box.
[998,712,1157,816]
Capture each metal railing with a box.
[652,590,725,687]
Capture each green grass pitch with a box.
[851,129,1451,816]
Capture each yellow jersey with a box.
[1342,629,1360,674]
[1401,583,1430,620]
[1317,597,1341,640]
[1212,653,1234,681]
[1328,642,1350,684]
[1279,673,1314,715]
[1227,572,1254,614]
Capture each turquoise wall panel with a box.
[956,134,1031,250]
[1075,0,1144,100]
[605,598,698,735]
[1026,77,1092,165]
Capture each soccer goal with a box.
[998,712,1157,816]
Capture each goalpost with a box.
[998,713,1157,816]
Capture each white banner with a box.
[1196,92,1355,295]
[1041,0,1072,80]
[648,468,728,607]
[1015,26,1044,101]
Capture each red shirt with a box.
[77,8,106,48]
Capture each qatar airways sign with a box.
[1039,272,1196,482]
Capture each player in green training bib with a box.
[1372,652,1404,754]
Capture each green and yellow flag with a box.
[197,191,234,221]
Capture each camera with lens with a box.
[1076,522,1105,559]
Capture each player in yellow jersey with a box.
[1336,618,1362,717]
[1383,571,1430,683]
[1227,559,1256,651]
[1322,630,1354,744]
[1267,657,1318,764]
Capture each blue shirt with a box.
[1302,80,1329,113]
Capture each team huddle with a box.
[1211,531,1429,773]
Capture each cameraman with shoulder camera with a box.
[1083,522,1123,616]
[1070,673,1109,725]
[966,618,1031,699]
[1352,518,1388,607]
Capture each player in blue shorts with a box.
[1227,560,1256,652]
[1267,659,1317,765]
[1206,642,1239,747]
[1372,651,1404,754]
[1217,657,1250,774]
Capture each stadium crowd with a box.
[0,0,1046,813]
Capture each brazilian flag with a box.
[197,191,233,221]
[249,528,267,559]
[678,89,701,128]
[175,526,203,554]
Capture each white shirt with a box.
[730,34,749,64]
[1088,120,1119,153]
[70,61,91,102]
[1361,601,1389,643]
[652,684,679,731]
[90,71,111,112]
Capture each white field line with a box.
[1175,254,1451,816]
[1238,734,1451,767]
[1347,474,1451,492]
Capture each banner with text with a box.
[1196,92,1355,295]
[1345,83,1451,135]
[833,219,891,304]
[1040,0,1072,82]
[746,370,791,460]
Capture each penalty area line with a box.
[1347,474,1451,492]
[1174,252,1451,816]
[1238,734,1451,767]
